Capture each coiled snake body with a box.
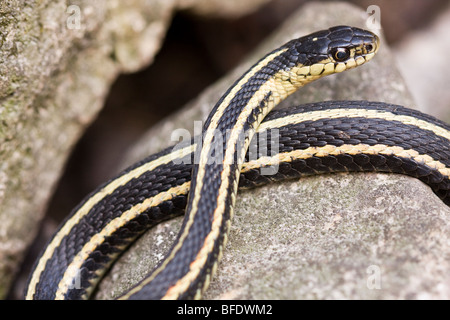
[25,26,450,300]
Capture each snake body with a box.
[25,26,449,300]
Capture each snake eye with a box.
[332,47,350,62]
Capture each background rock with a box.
[394,6,450,123]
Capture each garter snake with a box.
[25,26,450,300]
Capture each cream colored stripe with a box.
[260,108,450,141]
[119,48,290,299]
[185,49,289,236]
[241,143,450,178]
[25,145,194,299]
[54,182,191,299]
[164,77,289,298]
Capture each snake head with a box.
[326,25,380,69]
[287,25,380,76]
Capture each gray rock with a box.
[96,2,450,299]
[393,3,450,123]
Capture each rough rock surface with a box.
[0,0,268,298]
[95,2,450,299]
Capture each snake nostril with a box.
[365,44,373,53]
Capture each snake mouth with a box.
[374,34,381,52]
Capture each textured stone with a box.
[96,2,450,299]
